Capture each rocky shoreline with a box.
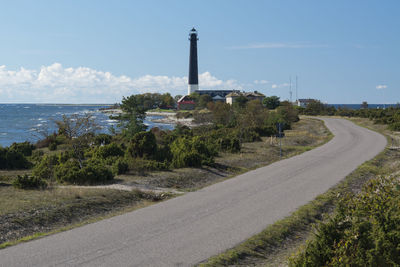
[100,109,196,128]
[146,111,195,127]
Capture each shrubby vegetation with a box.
[12,174,47,189]
[299,100,400,131]
[4,92,300,186]
[0,146,31,169]
[290,176,400,266]
[55,159,113,185]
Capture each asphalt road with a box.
[0,118,387,267]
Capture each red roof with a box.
[179,101,195,105]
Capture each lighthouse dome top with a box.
[189,27,197,35]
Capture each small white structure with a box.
[297,99,315,107]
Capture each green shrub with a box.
[389,121,400,131]
[218,136,241,153]
[55,134,67,144]
[9,142,35,156]
[48,142,57,151]
[112,158,129,175]
[54,160,81,184]
[290,176,400,266]
[236,128,261,142]
[128,131,157,158]
[30,150,44,163]
[170,136,216,168]
[12,174,47,189]
[94,134,112,145]
[94,143,124,159]
[0,147,31,169]
[33,154,59,180]
[55,160,114,185]
[35,133,57,148]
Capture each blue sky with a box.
[0,0,398,103]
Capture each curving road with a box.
[0,118,386,267]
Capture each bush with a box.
[9,142,35,156]
[48,142,57,151]
[55,160,114,185]
[35,133,57,148]
[30,150,44,163]
[218,136,241,153]
[0,147,31,169]
[290,176,400,266]
[389,122,400,131]
[236,128,261,142]
[33,154,59,180]
[170,136,216,168]
[12,174,47,189]
[112,158,129,175]
[128,131,157,158]
[94,134,112,146]
[94,143,124,159]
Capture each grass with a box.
[147,108,176,113]
[199,117,395,266]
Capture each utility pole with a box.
[276,122,284,158]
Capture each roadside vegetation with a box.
[0,93,334,248]
[200,104,400,266]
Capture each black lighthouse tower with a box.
[188,27,199,95]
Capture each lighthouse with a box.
[188,27,199,95]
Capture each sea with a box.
[330,104,399,109]
[0,104,175,147]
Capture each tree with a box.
[232,95,248,109]
[128,131,157,158]
[160,93,175,108]
[118,94,148,137]
[208,101,235,126]
[303,100,326,115]
[198,94,213,108]
[174,95,183,102]
[55,113,100,167]
[263,96,281,109]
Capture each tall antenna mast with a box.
[296,75,298,101]
[289,76,292,102]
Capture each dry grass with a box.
[0,186,121,216]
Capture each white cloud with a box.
[254,80,270,84]
[0,63,243,103]
[376,84,387,90]
[228,42,329,50]
[271,83,290,89]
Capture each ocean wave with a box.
[104,119,118,123]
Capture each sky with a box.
[0,0,398,104]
